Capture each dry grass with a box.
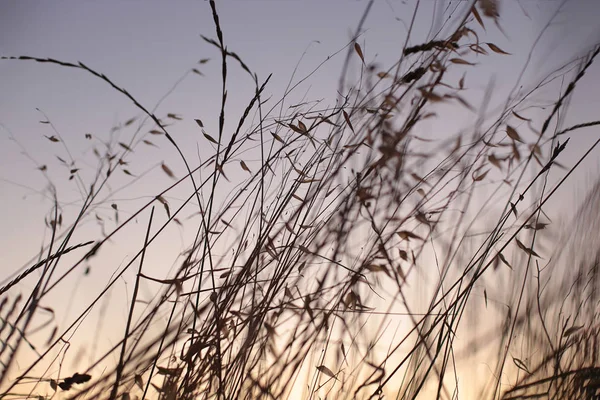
[2,0,600,399]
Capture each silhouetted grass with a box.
[2,0,600,399]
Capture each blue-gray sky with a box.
[2,0,599,266]
[2,0,599,277]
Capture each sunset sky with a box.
[1,1,600,398]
